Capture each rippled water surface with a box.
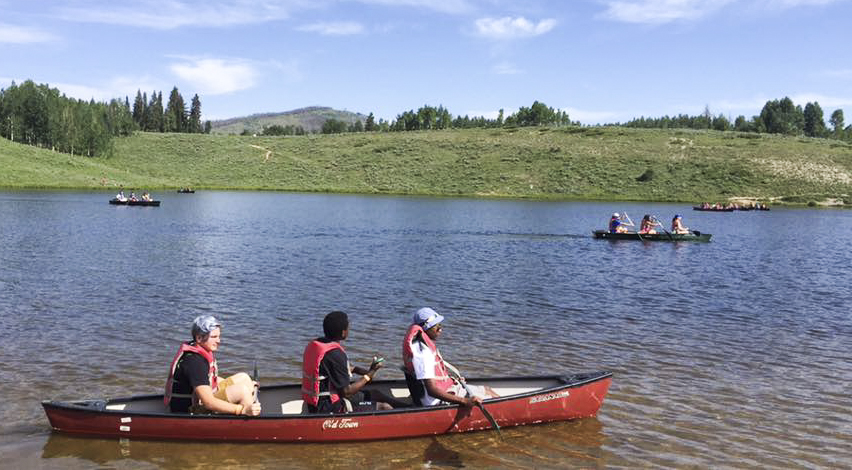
[1,190,850,469]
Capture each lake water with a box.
[1,190,850,469]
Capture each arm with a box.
[341,360,383,397]
[423,379,480,407]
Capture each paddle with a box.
[622,211,635,229]
[444,362,503,440]
[654,218,674,241]
[252,359,259,404]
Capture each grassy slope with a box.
[2,126,851,203]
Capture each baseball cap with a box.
[612,212,619,217]
[413,307,444,330]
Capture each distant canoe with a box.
[109,199,160,207]
[692,206,735,212]
[42,371,612,443]
[177,189,195,193]
[593,230,711,242]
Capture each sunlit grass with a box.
[1,127,850,204]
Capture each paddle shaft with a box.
[444,362,503,439]
[252,359,259,404]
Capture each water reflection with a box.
[40,417,606,469]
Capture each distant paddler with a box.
[671,214,690,234]
[609,212,633,234]
[639,214,658,234]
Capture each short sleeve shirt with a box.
[408,336,445,406]
[170,353,210,412]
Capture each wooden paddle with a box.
[654,218,674,241]
[444,362,503,440]
[252,359,259,404]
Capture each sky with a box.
[2,0,852,125]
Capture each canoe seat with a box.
[280,400,306,415]
[390,388,411,398]
[491,387,540,396]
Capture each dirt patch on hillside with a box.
[754,159,852,185]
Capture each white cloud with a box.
[354,0,474,14]
[56,0,315,29]
[492,62,523,75]
[474,17,557,39]
[0,23,57,43]
[297,21,365,35]
[600,0,735,25]
[34,76,161,102]
[170,58,259,95]
[788,93,852,109]
[821,69,852,79]
[770,0,843,6]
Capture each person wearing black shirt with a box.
[166,315,261,416]
[303,311,402,413]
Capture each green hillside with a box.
[2,126,851,205]
[210,106,368,135]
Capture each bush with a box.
[636,169,655,182]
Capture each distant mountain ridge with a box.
[210,106,368,134]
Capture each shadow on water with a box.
[39,417,607,469]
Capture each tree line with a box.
[307,101,577,136]
[0,80,210,157]
[621,97,850,141]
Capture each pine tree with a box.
[188,94,202,133]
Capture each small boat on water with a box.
[177,188,195,193]
[109,199,161,207]
[693,206,769,212]
[593,230,711,242]
[692,206,734,212]
[42,371,611,442]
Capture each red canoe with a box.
[42,371,611,442]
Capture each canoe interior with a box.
[55,375,591,417]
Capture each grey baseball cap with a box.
[413,307,444,330]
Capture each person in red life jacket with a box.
[402,307,499,407]
[302,311,401,413]
[164,315,261,416]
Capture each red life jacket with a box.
[402,324,455,393]
[163,342,218,406]
[302,340,345,406]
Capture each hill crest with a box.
[210,106,368,134]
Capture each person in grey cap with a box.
[164,315,261,416]
[402,307,499,407]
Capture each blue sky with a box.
[2,0,851,125]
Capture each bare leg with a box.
[224,372,255,407]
